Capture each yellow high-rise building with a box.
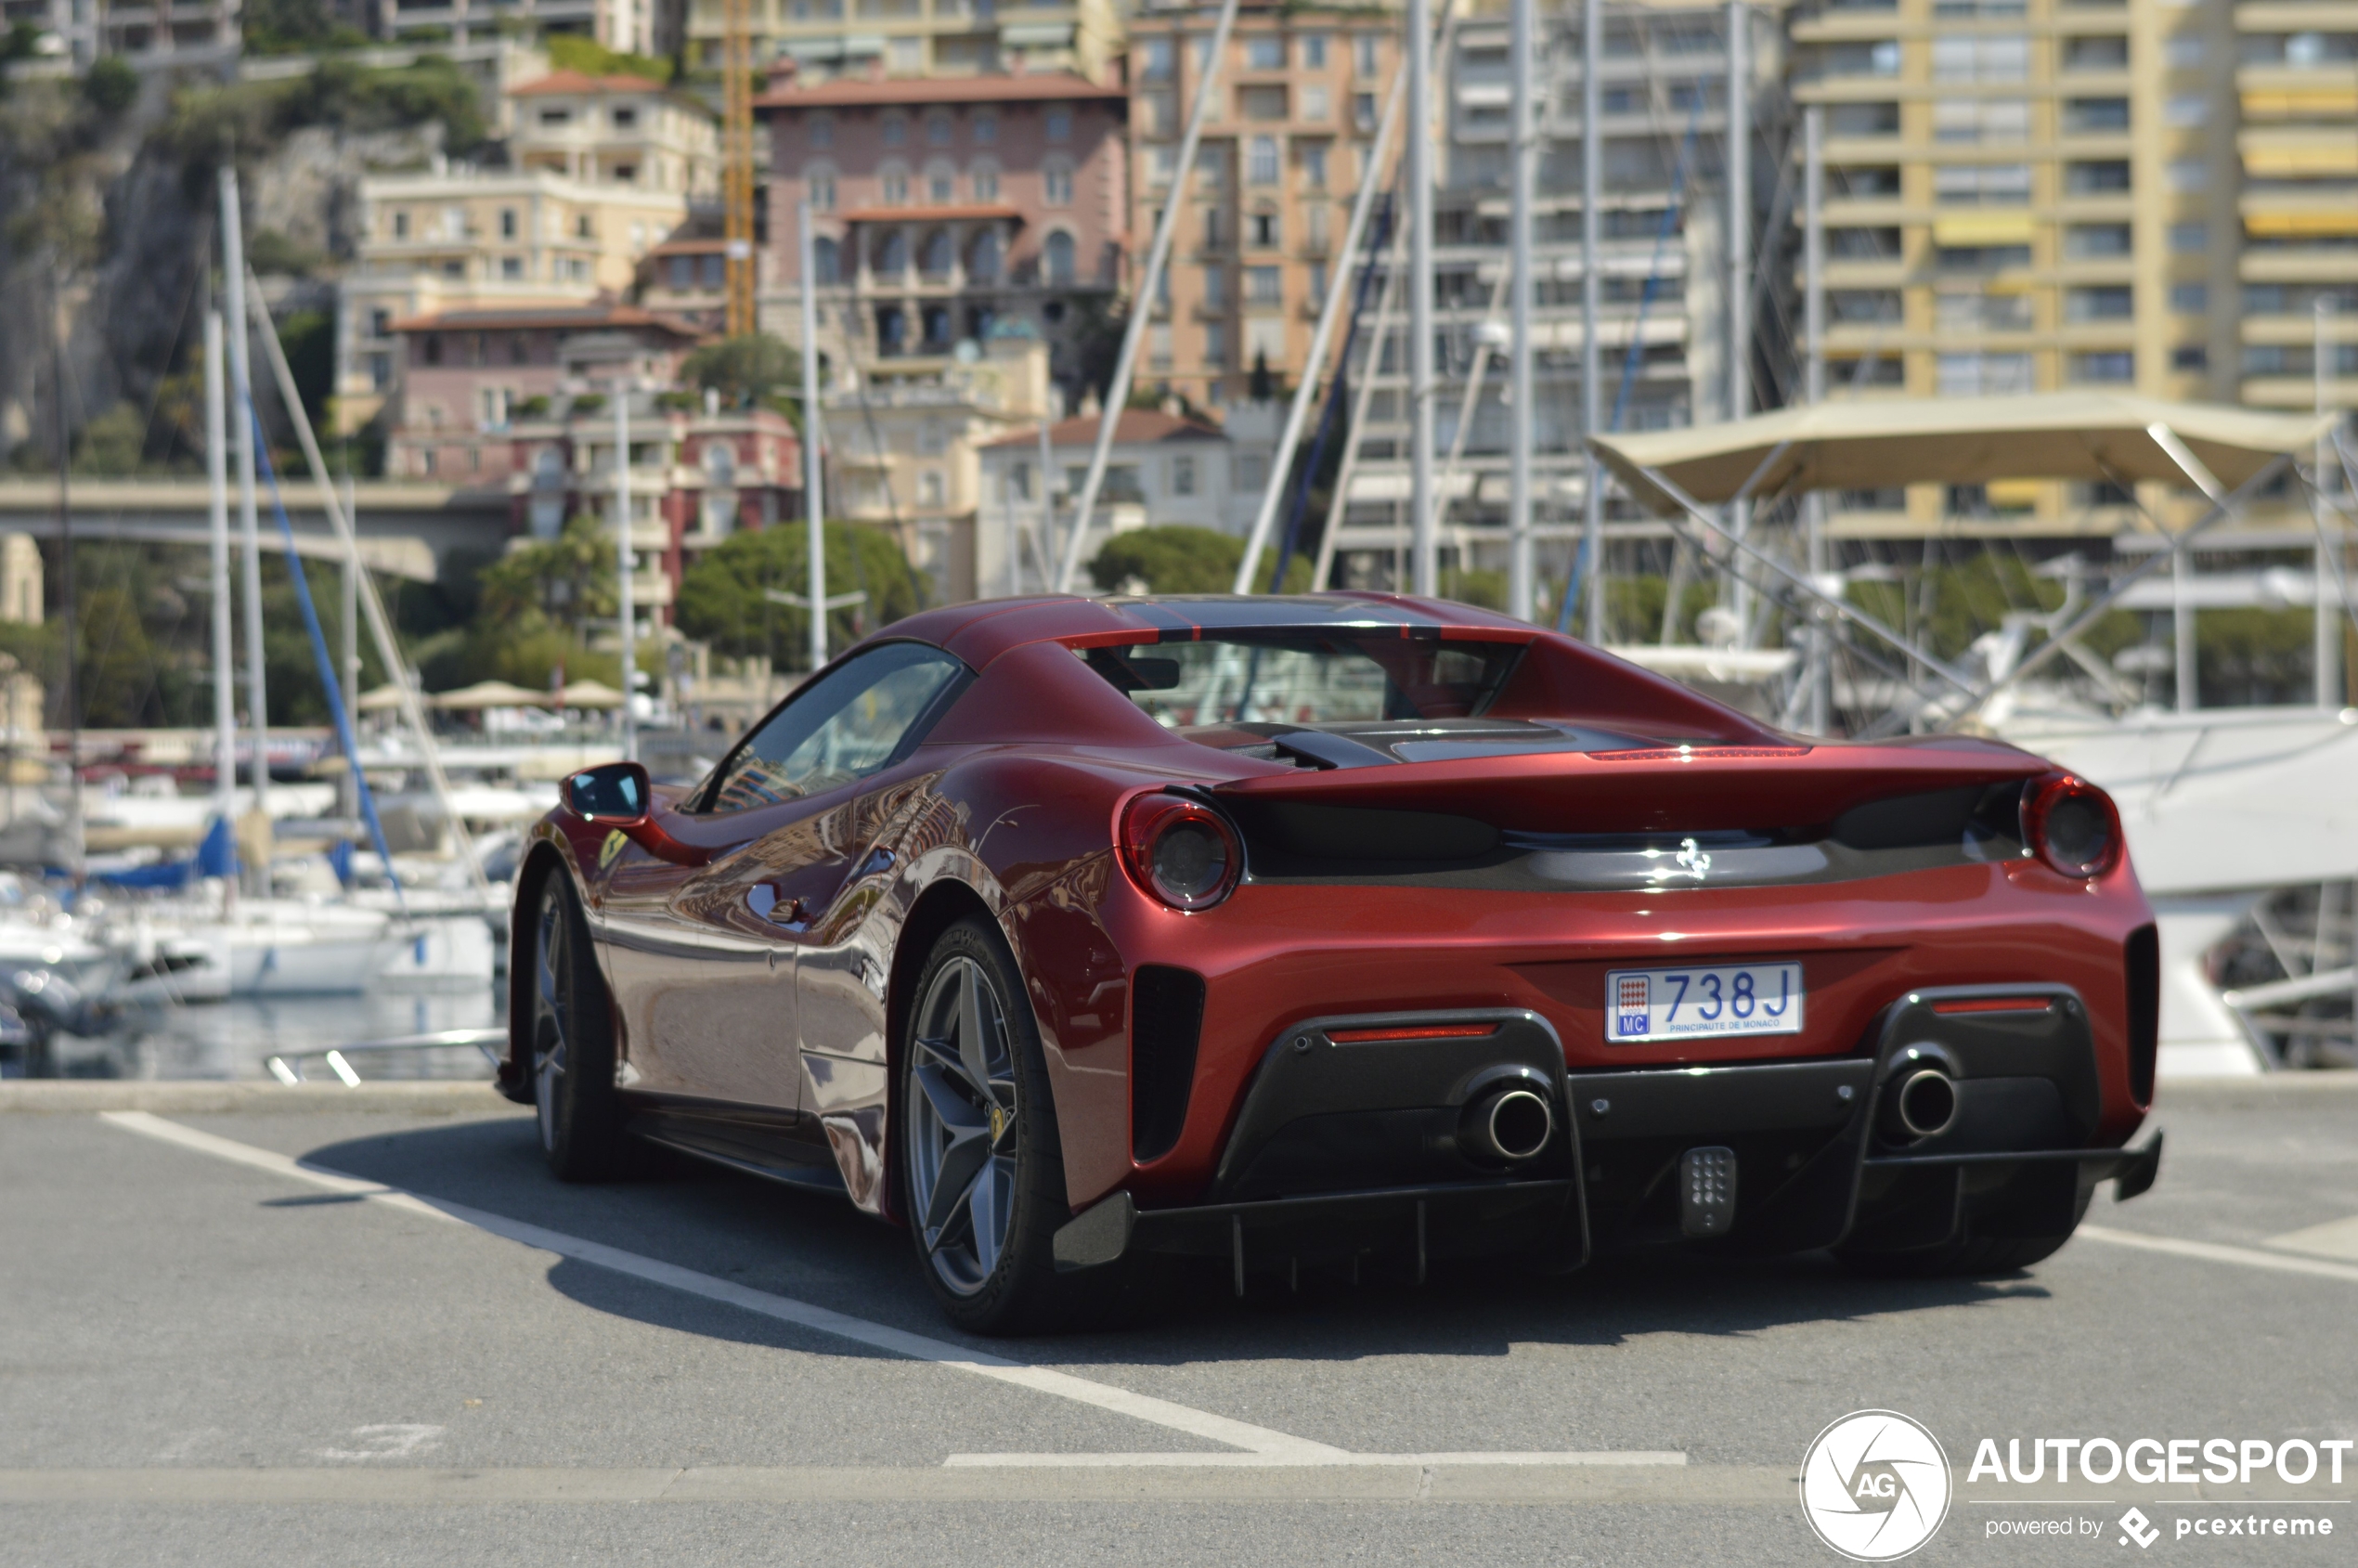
[2231,2,2358,413]
[1792,0,2244,536]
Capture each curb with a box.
[0,1081,514,1113]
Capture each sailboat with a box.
[96,170,500,1004]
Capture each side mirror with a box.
[562,760,706,866]
[565,761,651,825]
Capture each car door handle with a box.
[746,884,804,925]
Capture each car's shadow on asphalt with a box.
[297,1113,2055,1372]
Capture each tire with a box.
[526,873,633,1181]
[898,915,1105,1335]
[1835,1192,2091,1278]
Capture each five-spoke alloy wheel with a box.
[900,915,1093,1332]
[527,874,629,1180]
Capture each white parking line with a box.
[943,1450,1690,1468]
[2264,1213,2358,1263]
[100,1112,1685,1471]
[0,1462,1756,1506]
[2079,1224,2358,1285]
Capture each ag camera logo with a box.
[1801,1410,1953,1562]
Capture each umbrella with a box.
[554,680,625,709]
[425,680,555,710]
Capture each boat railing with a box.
[264,1027,504,1085]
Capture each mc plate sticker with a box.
[1605,963,1805,1043]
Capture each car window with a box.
[1082,635,1521,726]
[698,642,965,814]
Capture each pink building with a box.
[385,303,705,483]
[758,70,1128,384]
[506,400,804,628]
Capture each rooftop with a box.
[388,303,706,337]
[981,411,1225,449]
[512,70,671,97]
[755,71,1123,111]
[840,201,1024,225]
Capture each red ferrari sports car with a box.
[504,593,2161,1332]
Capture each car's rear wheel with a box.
[529,874,632,1181]
[900,915,1103,1334]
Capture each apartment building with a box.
[680,0,1121,83]
[825,323,1051,601]
[385,0,651,52]
[4,0,235,65]
[1328,5,1744,585]
[335,69,710,434]
[1790,0,2243,535]
[506,395,803,627]
[383,303,704,482]
[641,213,734,331]
[977,411,1240,587]
[760,70,1127,376]
[2231,5,2358,413]
[512,71,720,194]
[1125,0,1400,415]
[336,168,690,432]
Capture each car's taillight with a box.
[2021,773,2122,879]
[1119,793,1242,912]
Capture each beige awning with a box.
[1590,395,2333,514]
[553,680,625,709]
[356,684,408,713]
[426,680,555,710]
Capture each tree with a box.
[1084,525,1314,596]
[71,403,149,475]
[1065,294,1128,408]
[81,58,136,114]
[276,308,336,432]
[545,32,674,83]
[676,523,921,669]
[681,333,799,414]
[476,516,617,635]
[240,0,367,55]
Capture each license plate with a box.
[1605,964,1804,1043]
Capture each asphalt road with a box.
[2,1078,2353,1566]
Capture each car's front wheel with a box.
[899,915,1102,1334]
[528,873,632,1181]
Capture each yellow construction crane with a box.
[721,0,757,337]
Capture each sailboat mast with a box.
[1406,0,1436,597]
[799,198,827,671]
[1579,0,1604,640]
[1725,0,1752,641]
[1803,104,1832,733]
[50,278,81,882]
[342,473,360,824]
[615,379,637,762]
[1506,0,1535,621]
[219,169,270,832]
[203,310,238,845]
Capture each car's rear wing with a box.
[1207,741,2052,841]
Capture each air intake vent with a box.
[1131,965,1205,1163]
[2125,923,2159,1106]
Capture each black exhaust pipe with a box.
[1879,1067,1959,1142]
[1462,1086,1555,1163]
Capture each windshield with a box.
[1082,636,1522,727]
